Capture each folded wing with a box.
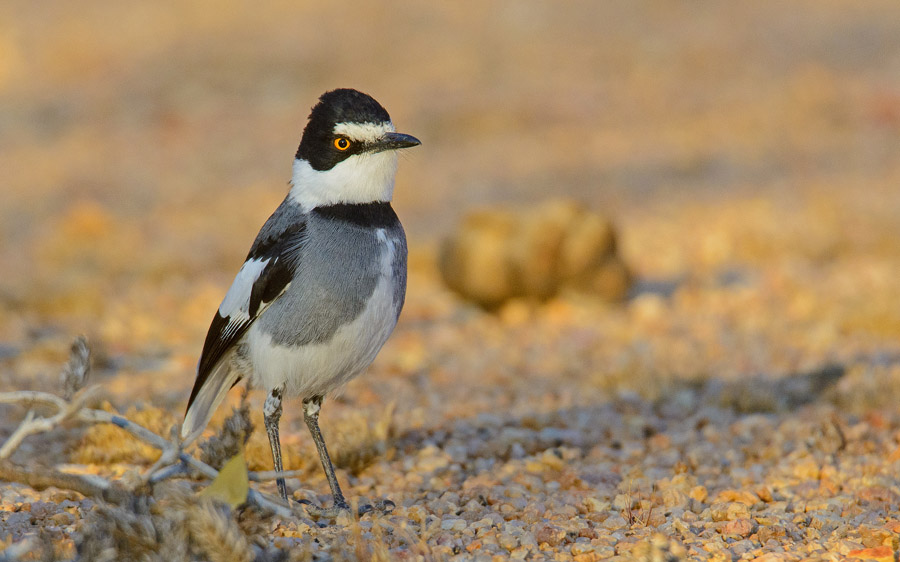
[182,206,307,443]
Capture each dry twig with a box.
[0,387,100,459]
[0,340,298,519]
[0,459,130,504]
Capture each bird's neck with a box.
[289,153,398,211]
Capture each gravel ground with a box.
[2,1,900,560]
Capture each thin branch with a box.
[248,469,308,482]
[1,409,37,459]
[0,390,298,518]
[77,409,297,518]
[0,336,305,519]
[148,463,186,484]
[143,432,181,485]
[0,390,67,411]
[0,460,131,504]
[0,388,100,459]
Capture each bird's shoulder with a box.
[248,198,310,261]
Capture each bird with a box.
[181,88,420,516]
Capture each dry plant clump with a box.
[60,337,90,402]
[76,483,256,562]
[200,392,254,471]
[439,199,631,308]
[330,403,397,476]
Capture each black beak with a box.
[373,132,421,152]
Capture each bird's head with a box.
[290,89,420,209]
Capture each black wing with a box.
[185,206,307,413]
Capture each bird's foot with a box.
[363,499,396,516]
[298,498,395,520]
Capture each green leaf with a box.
[199,447,249,508]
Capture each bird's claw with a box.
[374,499,396,513]
[297,498,395,519]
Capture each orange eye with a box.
[334,137,351,151]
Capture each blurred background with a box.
[5,3,900,556]
[2,0,900,420]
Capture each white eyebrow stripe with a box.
[333,121,395,143]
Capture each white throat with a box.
[289,151,399,210]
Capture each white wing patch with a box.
[219,257,270,321]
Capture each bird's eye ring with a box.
[334,137,351,151]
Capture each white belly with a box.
[244,230,400,398]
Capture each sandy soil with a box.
[2,1,900,560]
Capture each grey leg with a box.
[298,396,395,519]
[302,395,349,511]
[264,385,288,502]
